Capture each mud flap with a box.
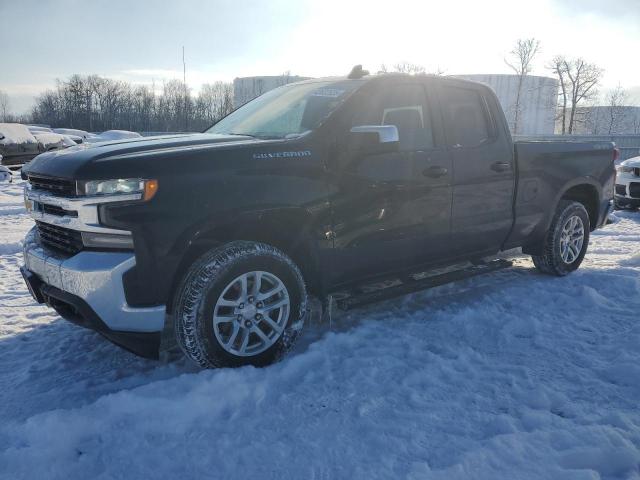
[158,312,181,362]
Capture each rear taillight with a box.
[613,147,620,162]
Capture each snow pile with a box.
[0,177,639,479]
[0,168,12,184]
[0,123,37,145]
[621,252,640,266]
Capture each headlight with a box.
[616,165,634,174]
[78,178,158,200]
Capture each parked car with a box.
[27,125,53,135]
[52,128,91,140]
[614,156,640,209]
[20,71,616,367]
[28,126,83,145]
[32,132,70,151]
[84,130,141,143]
[0,123,40,169]
[32,125,85,145]
[0,164,12,182]
[63,134,84,145]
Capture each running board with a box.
[334,259,513,311]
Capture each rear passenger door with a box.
[437,82,515,256]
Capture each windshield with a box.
[206,80,363,139]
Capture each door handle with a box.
[423,166,448,178]
[491,161,511,172]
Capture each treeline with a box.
[31,75,234,133]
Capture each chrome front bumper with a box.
[22,227,165,332]
[615,172,639,199]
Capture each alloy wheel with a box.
[559,215,585,264]
[212,271,290,356]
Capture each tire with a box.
[173,241,308,368]
[532,200,590,276]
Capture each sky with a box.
[1,0,639,114]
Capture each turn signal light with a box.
[144,179,159,201]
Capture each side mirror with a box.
[349,125,399,154]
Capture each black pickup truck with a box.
[21,70,616,368]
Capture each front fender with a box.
[165,206,330,312]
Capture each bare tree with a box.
[605,85,628,134]
[379,62,444,75]
[392,62,426,75]
[278,70,292,87]
[195,82,234,125]
[548,57,603,134]
[632,114,640,135]
[30,73,234,132]
[504,38,540,134]
[0,90,10,122]
[567,60,602,133]
[549,56,569,134]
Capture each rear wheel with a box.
[532,200,590,276]
[173,241,307,368]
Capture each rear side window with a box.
[351,83,434,151]
[441,86,491,148]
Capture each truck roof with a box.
[287,73,491,91]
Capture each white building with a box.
[454,74,559,135]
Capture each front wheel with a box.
[173,241,307,368]
[532,200,590,276]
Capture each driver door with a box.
[327,79,453,286]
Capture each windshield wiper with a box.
[224,132,294,140]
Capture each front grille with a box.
[635,167,640,177]
[615,184,627,196]
[629,183,640,199]
[34,202,78,217]
[29,175,77,197]
[36,221,83,255]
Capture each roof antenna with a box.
[348,65,369,79]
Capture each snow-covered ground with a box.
[1,175,639,479]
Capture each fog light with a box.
[81,231,134,249]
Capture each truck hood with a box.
[23,133,262,179]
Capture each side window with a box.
[441,86,491,148]
[352,83,434,151]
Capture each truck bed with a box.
[505,140,616,251]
